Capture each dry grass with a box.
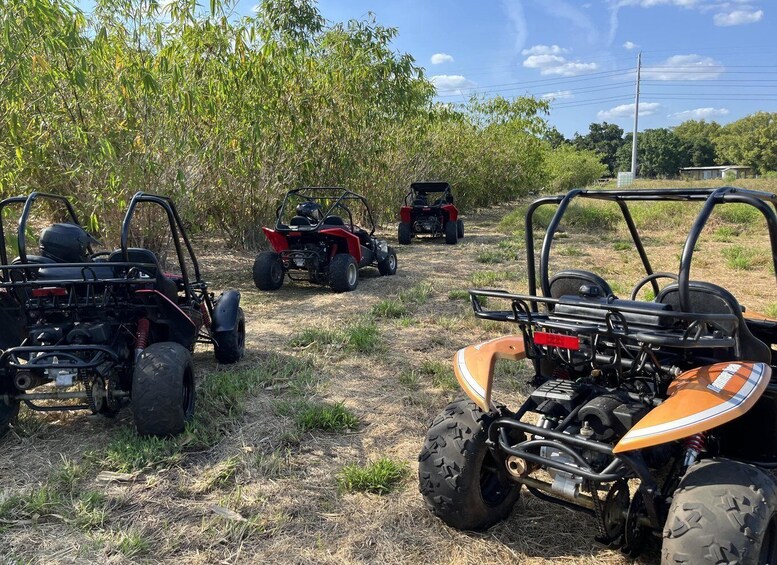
[2,180,776,564]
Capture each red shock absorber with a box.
[200,302,211,328]
[135,318,150,359]
[682,432,707,467]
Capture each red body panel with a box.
[262,227,289,252]
[442,204,458,221]
[320,228,362,263]
[400,206,412,224]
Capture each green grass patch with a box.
[765,303,777,319]
[556,245,585,257]
[289,321,380,353]
[716,203,761,225]
[102,429,183,473]
[712,225,741,242]
[447,289,469,300]
[501,202,619,233]
[114,529,150,558]
[613,240,632,251]
[399,282,434,306]
[343,321,380,352]
[398,369,420,389]
[337,457,409,494]
[288,327,342,348]
[476,249,506,264]
[371,298,407,319]
[722,245,768,271]
[420,359,457,390]
[470,270,513,287]
[276,400,359,433]
[629,201,699,230]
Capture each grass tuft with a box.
[295,401,359,432]
[371,298,407,319]
[337,457,409,494]
[420,359,457,390]
[476,249,506,264]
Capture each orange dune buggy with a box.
[419,186,777,562]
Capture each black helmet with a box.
[296,201,323,222]
[39,223,100,263]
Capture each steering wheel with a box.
[629,272,679,301]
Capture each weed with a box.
[722,245,767,271]
[398,369,420,389]
[337,457,409,494]
[371,298,407,319]
[556,245,585,257]
[420,359,457,390]
[470,270,513,287]
[716,203,760,225]
[115,529,150,558]
[399,282,434,305]
[343,321,380,353]
[72,491,108,529]
[254,450,290,479]
[447,289,469,300]
[296,401,359,432]
[613,240,632,251]
[477,249,506,264]
[502,202,619,232]
[194,456,241,493]
[102,428,182,473]
[288,321,379,354]
[712,225,741,242]
[289,327,342,348]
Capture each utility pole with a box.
[631,51,642,177]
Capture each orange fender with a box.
[613,361,771,453]
[453,335,526,412]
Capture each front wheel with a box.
[418,398,520,531]
[253,251,284,291]
[329,254,359,292]
[398,222,412,245]
[457,219,464,239]
[378,247,398,276]
[662,458,777,564]
[213,307,245,364]
[445,220,458,245]
[132,342,195,437]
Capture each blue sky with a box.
[234,0,775,138]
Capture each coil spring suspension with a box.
[135,318,150,358]
[682,432,707,467]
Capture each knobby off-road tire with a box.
[378,247,398,276]
[398,222,412,245]
[0,380,19,439]
[253,251,284,290]
[662,458,777,565]
[329,254,358,292]
[213,307,245,364]
[132,342,195,437]
[457,219,464,239]
[445,220,458,245]
[418,398,520,531]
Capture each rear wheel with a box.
[132,342,195,437]
[662,458,777,564]
[445,220,458,245]
[213,307,245,364]
[398,222,412,245]
[457,219,464,239]
[418,398,520,531]
[378,247,398,276]
[329,254,358,292]
[0,380,19,439]
[252,251,284,290]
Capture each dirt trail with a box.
[2,204,650,564]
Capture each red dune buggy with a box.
[398,181,463,245]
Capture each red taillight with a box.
[533,331,580,350]
[31,287,68,297]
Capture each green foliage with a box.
[573,122,625,176]
[712,226,741,242]
[715,112,777,174]
[447,289,470,300]
[280,400,360,433]
[542,143,607,190]
[102,429,182,472]
[618,128,688,178]
[337,458,409,494]
[477,249,507,264]
[674,120,720,167]
[716,203,761,225]
[502,201,619,232]
[371,298,407,319]
[289,320,379,353]
[722,245,768,271]
[420,359,457,390]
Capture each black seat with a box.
[290,216,312,226]
[109,249,178,302]
[656,281,771,363]
[323,215,345,226]
[549,270,614,300]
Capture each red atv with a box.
[398,181,463,245]
[253,187,397,293]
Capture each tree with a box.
[573,122,625,176]
[617,128,688,178]
[714,112,777,174]
[673,120,720,168]
[543,126,569,149]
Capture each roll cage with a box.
[275,187,377,236]
[404,181,453,206]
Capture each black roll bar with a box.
[275,187,377,236]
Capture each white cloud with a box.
[669,107,730,120]
[541,90,574,100]
[598,102,661,120]
[521,44,568,56]
[503,0,528,55]
[431,53,454,65]
[713,9,763,26]
[430,75,476,93]
[623,41,638,49]
[534,1,599,44]
[642,54,725,80]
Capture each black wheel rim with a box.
[759,514,777,563]
[480,450,511,506]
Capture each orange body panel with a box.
[613,361,771,453]
[453,336,526,412]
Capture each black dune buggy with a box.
[0,192,245,439]
[420,186,777,562]
[253,187,397,292]
[398,181,463,245]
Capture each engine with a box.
[413,216,442,234]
